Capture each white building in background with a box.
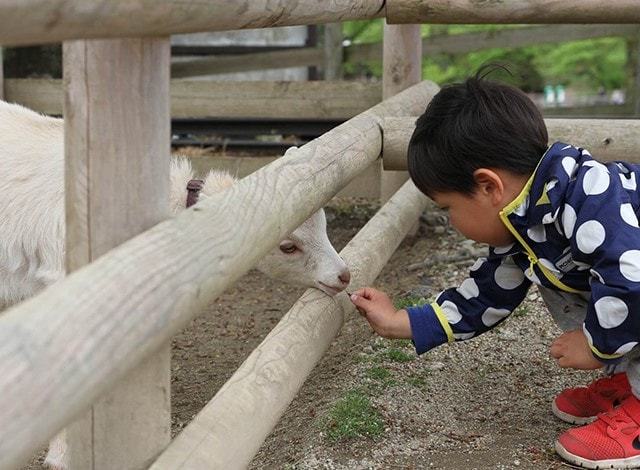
[172,26,310,81]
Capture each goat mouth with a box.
[317,282,344,296]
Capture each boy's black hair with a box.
[407,65,548,197]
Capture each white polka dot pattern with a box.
[582,166,610,195]
[457,278,479,299]
[482,307,511,327]
[527,225,546,243]
[454,332,475,340]
[493,243,514,255]
[620,250,640,282]
[576,220,606,254]
[441,300,462,324]
[562,157,578,177]
[562,204,577,238]
[620,172,637,191]
[615,342,639,355]
[470,258,486,271]
[590,269,605,284]
[620,204,639,227]
[524,269,541,285]
[594,296,628,329]
[494,260,525,289]
[539,258,562,276]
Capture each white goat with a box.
[0,100,350,469]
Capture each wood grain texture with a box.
[0,80,439,469]
[382,117,640,170]
[5,78,382,119]
[64,37,171,470]
[0,0,385,46]
[379,22,422,201]
[171,47,324,78]
[150,179,428,470]
[387,0,640,24]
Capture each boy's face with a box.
[432,190,515,247]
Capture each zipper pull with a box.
[527,255,536,276]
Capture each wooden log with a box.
[168,25,640,78]
[63,37,171,470]
[380,22,422,201]
[171,47,324,78]
[0,48,3,100]
[387,0,640,24]
[382,117,640,170]
[150,178,428,470]
[4,78,382,119]
[0,80,439,469]
[0,0,385,47]
[323,23,343,80]
[348,24,640,63]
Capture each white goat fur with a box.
[0,100,350,469]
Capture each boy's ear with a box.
[473,168,505,206]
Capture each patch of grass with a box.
[385,348,414,363]
[322,390,385,441]
[394,295,430,310]
[365,366,392,380]
[406,375,428,387]
[513,305,530,317]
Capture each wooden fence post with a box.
[323,23,343,80]
[380,22,422,202]
[0,47,3,100]
[63,37,171,469]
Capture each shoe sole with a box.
[551,400,597,425]
[556,441,640,469]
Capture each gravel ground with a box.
[26,199,600,470]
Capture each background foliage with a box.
[342,21,629,93]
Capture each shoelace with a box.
[599,407,633,432]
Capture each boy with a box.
[350,71,640,469]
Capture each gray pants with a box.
[538,286,640,398]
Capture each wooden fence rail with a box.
[0,79,438,470]
[387,0,640,24]
[0,0,385,47]
[3,78,382,119]
[382,117,640,170]
[173,24,640,78]
[150,178,427,469]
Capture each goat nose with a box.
[338,269,351,285]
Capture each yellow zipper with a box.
[498,158,581,294]
[499,211,580,294]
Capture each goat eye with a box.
[279,242,298,254]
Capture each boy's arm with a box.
[404,253,531,354]
[349,253,532,354]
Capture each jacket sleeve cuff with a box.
[406,303,451,355]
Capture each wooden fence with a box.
[0,2,638,469]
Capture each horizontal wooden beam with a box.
[0,80,439,469]
[0,0,385,47]
[387,0,640,24]
[4,78,382,119]
[382,117,640,170]
[150,179,427,469]
[180,24,639,77]
[172,47,323,78]
[348,24,640,63]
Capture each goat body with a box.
[0,100,350,470]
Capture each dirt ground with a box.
[28,199,599,470]
[172,198,598,470]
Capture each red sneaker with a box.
[553,372,632,424]
[556,395,640,469]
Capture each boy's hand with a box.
[550,329,603,370]
[349,287,412,339]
